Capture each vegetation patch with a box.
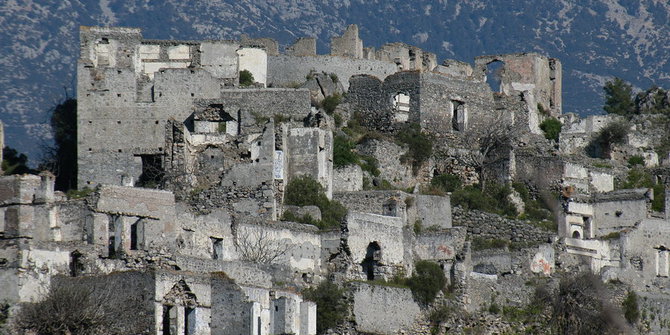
[407,260,446,305]
[627,155,645,167]
[283,175,348,230]
[451,184,517,217]
[322,94,342,114]
[239,69,254,86]
[539,117,562,141]
[471,237,508,251]
[302,280,349,334]
[66,187,94,199]
[618,168,665,212]
[395,123,433,175]
[622,291,640,324]
[587,120,629,158]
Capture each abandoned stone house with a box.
[3,22,670,334]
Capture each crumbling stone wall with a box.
[286,37,316,56]
[474,53,561,116]
[351,282,421,334]
[347,70,497,136]
[414,227,466,261]
[285,127,334,199]
[452,207,554,244]
[345,212,408,279]
[241,34,279,56]
[268,55,397,90]
[331,24,363,59]
[237,222,322,273]
[373,42,437,72]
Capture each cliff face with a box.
[2,0,670,161]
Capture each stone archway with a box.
[361,241,382,280]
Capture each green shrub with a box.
[627,155,645,167]
[358,155,380,177]
[587,120,629,158]
[396,123,433,174]
[603,77,635,116]
[488,302,501,314]
[431,174,462,193]
[333,135,359,168]
[329,73,339,83]
[284,176,347,229]
[622,291,640,324]
[451,184,517,217]
[429,303,452,326]
[66,187,94,199]
[239,69,254,86]
[471,237,508,251]
[333,113,343,127]
[513,182,555,223]
[217,122,227,133]
[539,117,562,141]
[280,211,318,226]
[333,136,380,177]
[407,260,446,305]
[322,94,342,114]
[273,114,290,124]
[413,219,423,235]
[303,281,348,334]
[619,168,665,212]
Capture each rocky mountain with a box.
[1,0,669,162]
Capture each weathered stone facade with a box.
[12,20,670,335]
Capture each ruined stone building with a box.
[3,23,670,334]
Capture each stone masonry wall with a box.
[267,55,397,90]
[452,207,555,244]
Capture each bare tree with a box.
[236,229,292,264]
[13,278,151,335]
[459,111,521,189]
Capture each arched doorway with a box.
[361,242,382,280]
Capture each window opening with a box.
[130,219,144,251]
[485,60,505,93]
[572,231,581,239]
[162,305,176,335]
[361,242,382,280]
[70,251,84,277]
[137,154,164,188]
[451,100,466,131]
[185,307,196,335]
[392,93,410,122]
[212,237,223,260]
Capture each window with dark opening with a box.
[212,237,223,260]
[361,242,382,280]
[572,231,581,239]
[185,307,196,335]
[451,100,466,131]
[162,305,176,335]
[70,251,84,277]
[108,216,117,258]
[130,219,144,251]
[485,60,505,93]
[137,154,164,188]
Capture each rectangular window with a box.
[162,305,176,335]
[657,249,669,277]
[212,237,223,260]
[130,219,144,251]
[185,307,196,335]
[452,100,467,131]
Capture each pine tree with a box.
[603,77,634,116]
